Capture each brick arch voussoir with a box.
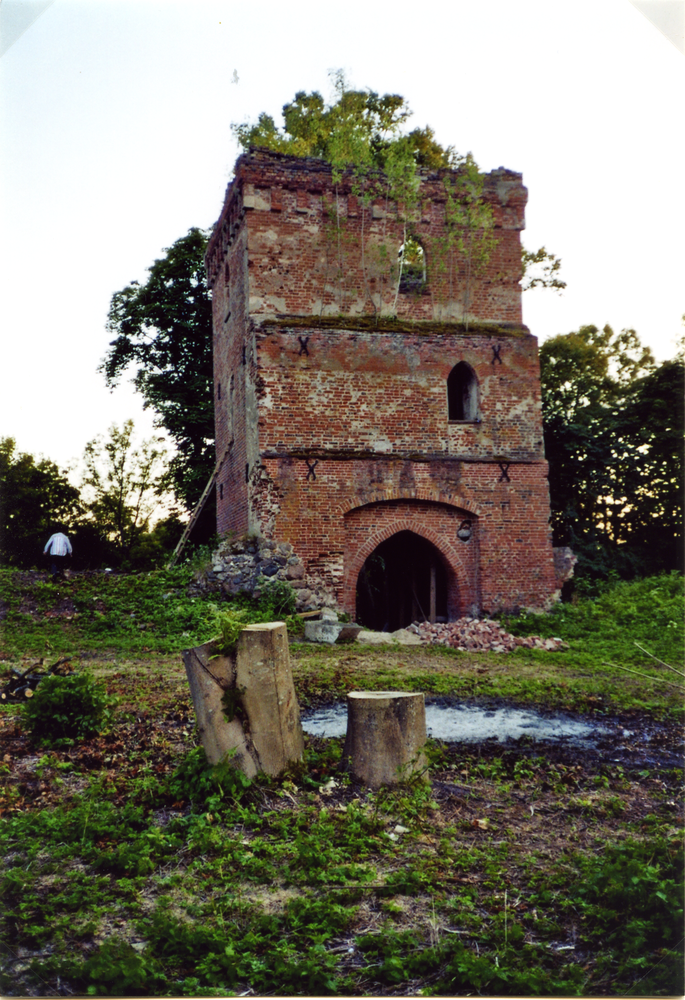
[335,487,482,520]
[346,516,467,592]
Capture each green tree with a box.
[100,228,214,535]
[232,71,422,171]
[0,438,81,567]
[521,246,566,293]
[540,325,683,578]
[81,420,172,561]
[234,75,563,315]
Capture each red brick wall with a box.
[255,324,544,462]
[250,455,556,616]
[207,151,558,615]
[207,151,526,325]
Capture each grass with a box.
[0,568,683,995]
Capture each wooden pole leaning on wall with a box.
[342,691,427,789]
[166,450,229,569]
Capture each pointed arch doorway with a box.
[355,530,449,632]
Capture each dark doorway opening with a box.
[356,531,449,632]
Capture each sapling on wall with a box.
[438,154,497,328]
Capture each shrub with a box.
[22,672,114,747]
[257,578,297,618]
[214,608,251,654]
[168,746,252,810]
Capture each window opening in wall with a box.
[398,236,426,294]
[447,362,478,421]
[356,530,448,632]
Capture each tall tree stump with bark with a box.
[342,691,427,789]
[183,622,304,776]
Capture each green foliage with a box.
[80,419,172,561]
[521,245,567,292]
[437,153,496,325]
[168,746,253,810]
[257,577,297,618]
[505,572,684,673]
[0,565,220,656]
[0,437,81,568]
[100,228,215,535]
[74,937,167,996]
[540,324,683,579]
[211,580,297,655]
[21,672,114,747]
[577,837,683,948]
[573,837,684,994]
[232,71,419,172]
[214,607,251,654]
[0,565,306,660]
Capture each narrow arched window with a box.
[447,362,478,421]
[398,236,426,293]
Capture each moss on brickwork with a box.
[264,314,529,338]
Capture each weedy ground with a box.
[0,568,683,996]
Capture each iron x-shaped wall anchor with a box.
[498,462,511,482]
[491,344,503,365]
[298,336,310,357]
[305,459,318,481]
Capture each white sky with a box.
[1,0,683,477]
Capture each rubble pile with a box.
[407,618,567,653]
[188,536,337,612]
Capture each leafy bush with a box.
[214,608,251,654]
[257,577,297,618]
[576,837,684,950]
[168,746,252,810]
[574,836,684,994]
[22,672,114,747]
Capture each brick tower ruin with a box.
[206,149,558,626]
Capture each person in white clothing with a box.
[44,531,72,580]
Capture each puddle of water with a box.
[301,702,609,746]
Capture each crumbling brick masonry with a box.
[206,149,558,624]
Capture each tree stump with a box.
[183,622,304,777]
[342,691,427,789]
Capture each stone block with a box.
[356,628,423,646]
[337,622,363,642]
[304,619,344,644]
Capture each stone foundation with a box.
[189,535,338,612]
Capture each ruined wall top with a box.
[207,149,528,326]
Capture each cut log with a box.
[342,691,427,789]
[183,622,304,776]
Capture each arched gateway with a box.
[356,531,449,631]
[343,499,478,626]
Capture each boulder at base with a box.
[356,628,423,646]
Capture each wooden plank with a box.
[166,450,229,569]
[429,561,436,625]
